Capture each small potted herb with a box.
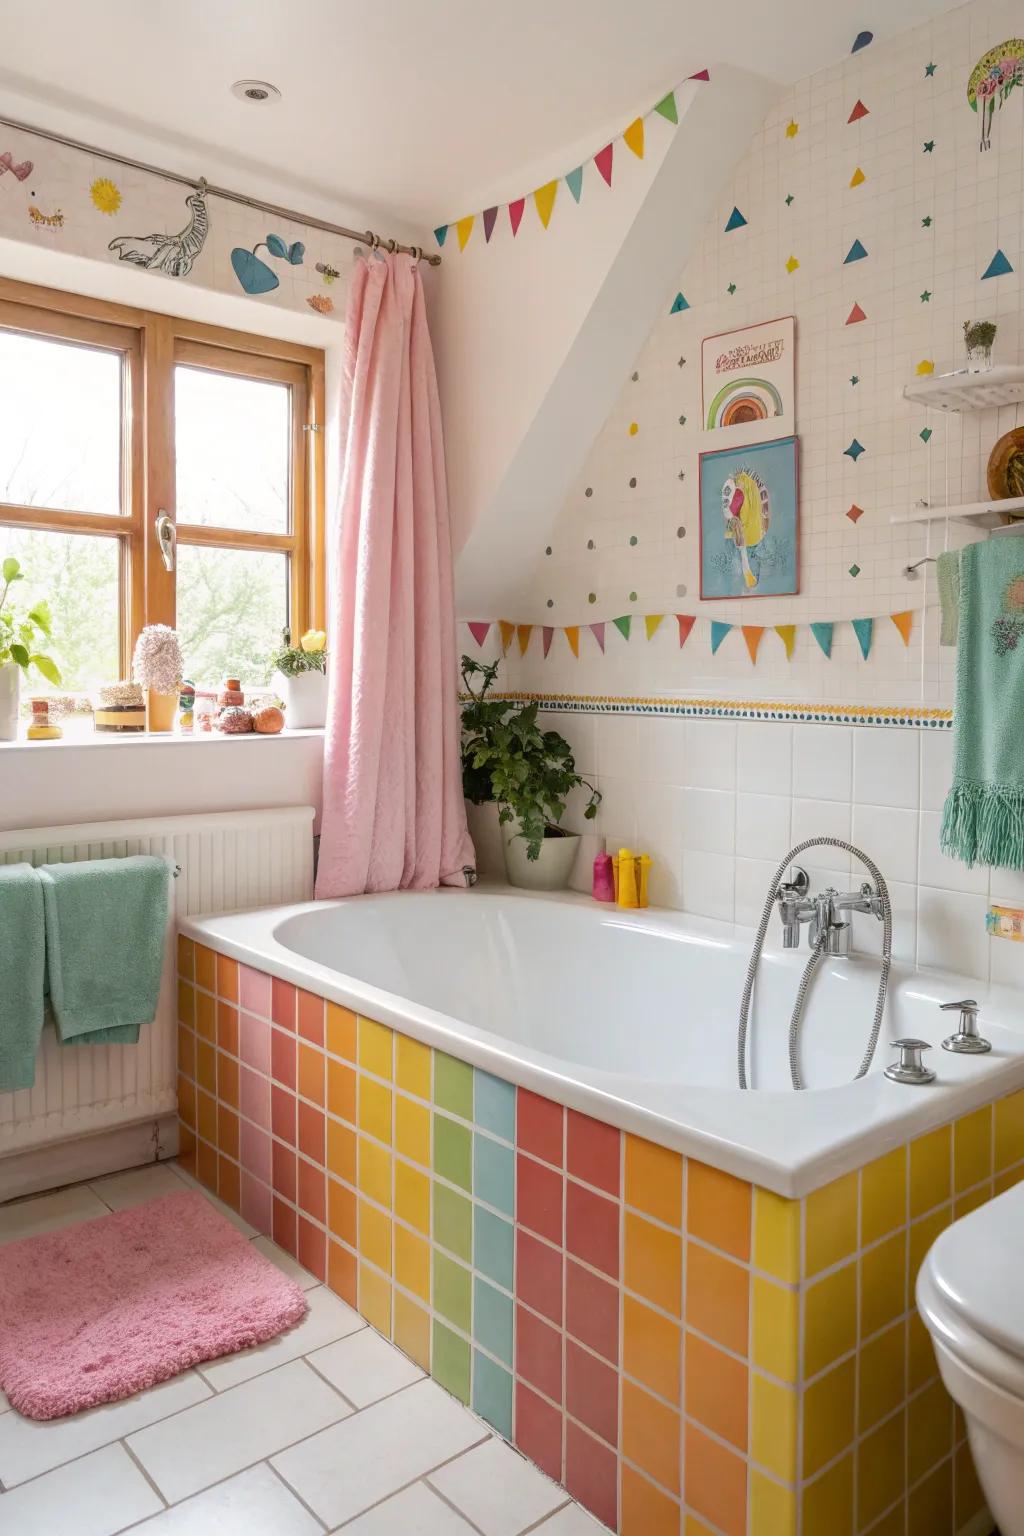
[963,319,997,370]
[271,627,328,728]
[460,655,600,890]
[132,624,184,733]
[0,556,60,741]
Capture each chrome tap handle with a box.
[884,1038,936,1085]
[777,865,811,949]
[940,999,991,1055]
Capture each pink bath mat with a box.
[0,1188,308,1420]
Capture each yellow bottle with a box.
[616,847,638,908]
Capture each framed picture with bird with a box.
[698,435,799,599]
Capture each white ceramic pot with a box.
[276,668,328,730]
[0,662,20,742]
[502,822,581,891]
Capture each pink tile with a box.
[273,1197,297,1257]
[273,1140,297,1203]
[272,977,297,1031]
[297,1158,326,1223]
[239,965,272,1018]
[271,1084,296,1145]
[516,1229,563,1326]
[239,1012,271,1074]
[516,1304,562,1404]
[297,989,325,1046]
[239,1065,271,1131]
[566,1260,619,1365]
[298,1216,327,1281]
[271,1027,297,1090]
[515,1381,563,1484]
[566,1180,619,1279]
[567,1111,620,1197]
[298,1101,325,1163]
[517,1089,564,1166]
[566,1339,618,1447]
[516,1154,563,1245]
[565,1420,618,1530]
[239,1120,272,1184]
[240,1172,273,1233]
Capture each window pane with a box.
[0,331,122,515]
[176,544,288,687]
[175,366,290,533]
[1,526,120,690]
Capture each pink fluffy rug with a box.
[0,1189,308,1420]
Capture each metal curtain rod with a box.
[0,113,441,266]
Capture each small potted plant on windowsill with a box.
[0,556,60,741]
[460,655,601,891]
[132,624,184,733]
[271,627,328,729]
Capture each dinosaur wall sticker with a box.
[108,184,209,277]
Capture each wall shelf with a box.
[892,495,1024,531]
[903,365,1024,412]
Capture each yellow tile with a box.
[750,1373,797,1482]
[996,1088,1024,1172]
[358,1076,393,1145]
[358,1136,392,1209]
[996,1163,1024,1196]
[194,943,216,993]
[753,1188,800,1283]
[908,1459,950,1536]
[859,1321,905,1433]
[908,1376,953,1485]
[857,1409,906,1530]
[394,1160,430,1235]
[394,1223,430,1301]
[954,1105,992,1194]
[393,1291,430,1370]
[909,1205,950,1288]
[395,1095,431,1167]
[359,1262,392,1336]
[326,1002,356,1060]
[907,1310,939,1394]
[358,1016,393,1081]
[177,933,194,980]
[359,1199,392,1274]
[805,1173,857,1277]
[395,1034,431,1100]
[752,1277,798,1384]
[804,1261,856,1378]
[866,1503,905,1536]
[195,990,216,1043]
[954,1184,991,1221]
[861,1146,907,1246]
[749,1471,796,1536]
[801,1451,853,1536]
[802,1358,855,1479]
[860,1230,907,1339]
[909,1124,951,1218]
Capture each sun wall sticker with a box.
[90,178,122,214]
[108,185,209,278]
[968,40,1024,149]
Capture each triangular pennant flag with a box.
[848,99,870,122]
[849,166,866,188]
[434,225,449,247]
[710,621,732,654]
[654,91,678,124]
[742,626,764,663]
[533,181,558,230]
[852,617,874,659]
[542,625,554,658]
[844,239,868,263]
[891,611,914,646]
[810,622,834,658]
[775,624,797,659]
[456,215,475,251]
[595,143,614,186]
[508,198,526,237]
[724,206,748,232]
[644,614,664,641]
[498,620,515,653]
[516,624,533,655]
[467,621,491,648]
[623,118,645,159]
[589,622,605,653]
[670,292,689,314]
[689,68,711,81]
[982,249,1014,279]
[565,166,584,203]
[676,615,696,648]
[564,626,579,658]
[613,615,632,642]
[482,206,499,243]
[846,302,867,325]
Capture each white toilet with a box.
[917,1179,1024,1536]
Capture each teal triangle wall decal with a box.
[670,292,689,314]
[434,225,449,247]
[710,621,732,654]
[612,615,632,641]
[565,166,584,203]
[852,617,874,659]
[982,249,1013,279]
[844,239,868,263]
[724,206,748,232]
[810,622,834,658]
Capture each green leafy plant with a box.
[270,626,327,677]
[964,319,997,351]
[461,655,600,860]
[0,557,61,685]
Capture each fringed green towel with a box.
[941,539,1024,868]
[0,863,46,1091]
[937,549,960,647]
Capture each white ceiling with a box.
[0,0,960,229]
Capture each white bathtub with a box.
[182,886,1024,1196]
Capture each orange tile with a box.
[196,1039,216,1096]
[685,1332,748,1451]
[197,1088,217,1146]
[177,979,195,1027]
[327,1119,357,1185]
[195,990,216,1044]
[177,933,194,980]
[327,1058,357,1123]
[327,1238,357,1308]
[177,1073,196,1129]
[623,1295,681,1404]
[625,1135,683,1226]
[194,943,216,993]
[684,1422,747,1536]
[178,1122,196,1160]
[217,1104,240,1161]
[622,1379,680,1494]
[177,1024,195,1079]
[218,1154,241,1211]
[686,1242,749,1357]
[802,1452,853,1536]
[196,1137,217,1191]
[297,989,325,1044]
[687,1161,751,1261]
[216,952,239,1003]
[620,1464,680,1536]
[216,1001,239,1056]
[217,1052,239,1110]
[624,1213,682,1317]
[327,1176,357,1245]
[298,1043,325,1106]
[326,1002,357,1060]
[359,1262,392,1335]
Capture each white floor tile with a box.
[130,1462,321,1535]
[342,1480,479,1534]
[0,1185,108,1246]
[0,1369,210,1487]
[533,1504,605,1535]
[199,1285,363,1392]
[169,1163,257,1236]
[428,1438,566,1536]
[0,1442,162,1534]
[307,1327,423,1408]
[89,1164,188,1212]
[250,1235,319,1291]
[128,1359,350,1504]
[272,1377,488,1528]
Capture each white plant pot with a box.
[0,662,20,742]
[276,668,328,730]
[502,823,581,891]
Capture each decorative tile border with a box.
[479,694,954,730]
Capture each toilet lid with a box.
[920,1180,1024,1365]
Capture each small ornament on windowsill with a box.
[94,681,146,732]
[26,697,61,741]
[963,319,997,372]
[131,624,184,733]
[177,679,196,735]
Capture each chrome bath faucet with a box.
[776,864,884,956]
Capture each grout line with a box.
[518,1497,574,1533]
[116,1438,171,1521]
[263,1456,330,1531]
[420,1473,492,1535]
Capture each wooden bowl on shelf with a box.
[987,426,1024,521]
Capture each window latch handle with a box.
[154,511,175,573]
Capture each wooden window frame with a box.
[0,278,325,679]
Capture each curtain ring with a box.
[385,238,397,255]
[410,245,423,265]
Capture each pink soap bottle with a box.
[592,851,615,903]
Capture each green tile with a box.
[434,1182,472,1262]
[474,1207,514,1291]
[474,1070,515,1141]
[434,1113,472,1191]
[432,1320,470,1403]
[473,1350,512,1436]
[473,1276,513,1366]
[434,1250,472,1332]
[435,1053,474,1120]
[474,1134,514,1216]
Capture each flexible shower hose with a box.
[736,836,893,1091]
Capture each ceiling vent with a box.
[231,80,282,104]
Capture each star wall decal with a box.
[922,215,933,227]
[785,255,799,274]
[785,120,799,138]
[920,427,933,442]
[920,289,932,302]
[925,61,937,75]
[677,356,686,368]
[785,193,795,206]
[923,140,935,153]
[678,470,686,480]
[844,438,865,461]
[727,282,737,294]
[850,375,860,386]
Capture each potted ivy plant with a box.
[963,319,997,370]
[460,655,600,891]
[0,556,60,741]
[271,627,328,728]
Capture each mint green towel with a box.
[941,540,1024,868]
[38,855,171,1044]
[0,863,46,1090]
[936,549,960,647]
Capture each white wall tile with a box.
[921,731,955,813]
[737,723,793,797]
[917,888,991,980]
[682,788,736,855]
[736,793,792,863]
[854,730,921,810]
[792,727,853,804]
[684,718,737,790]
[595,716,639,779]
[681,849,735,921]
[852,804,919,886]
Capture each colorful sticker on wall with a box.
[701,316,795,434]
[231,232,305,295]
[90,177,122,214]
[27,204,64,228]
[698,434,799,600]
[108,186,209,278]
[968,40,1024,150]
[306,294,334,315]
[0,152,34,184]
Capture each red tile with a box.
[239,1120,272,1183]
[239,1012,271,1074]
[297,1157,326,1223]
[272,1140,296,1203]
[271,1084,296,1145]
[273,1197,297,1256]
[517,1154,563,1245]
[565,1420,618,1530]
[239,1066,271,1131]
[566,1180,619,1279]
[516,1229,563,1325]
[515,1381,563,1483]
[566,1259,619,1365]
[297,989,325,1046]
[566,1339,619,1448]
[516,1304,562,1403]
[567,1111,620,1197]
[298,1101,326,1163]
[298,1216,327,1281]
[272,977,296,1031]
[240,1172,272,1233]
[271,1027,297,1090]
[240,964,272,1018]
[518,1089,564,1166]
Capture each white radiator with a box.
[0,806,314,1188]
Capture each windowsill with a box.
[0,727,325,752]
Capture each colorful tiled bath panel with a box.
[176,931,1023,1534]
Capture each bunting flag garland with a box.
[677,614,696,648]
[623,118,645,159]
[434,225,448,247]
[891,611,914,646]
[775,624,797,659]
[613,615,632,641]
[467,621,491,648]
[742,626,764,663]
[456,215,475,251]
[654,92,679,124]
[852,617,874,659]
[517,624,533,656]
[644,614,665,640]
[542,625,555,658]
[710,621,732,655]
[498,620,515,653]
[509,198,526,237]
[533,182,559,230]
[483,207,499,243]
[565,166,584,203]
[590,622,606,652]
[564,626,580,658]
[810,622,834,658]
[595,144,615,186]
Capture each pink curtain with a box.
[315,253,474,898]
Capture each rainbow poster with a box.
[701,316,795,443]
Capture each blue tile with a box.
[474,1134,514,1217]
[473,1276,513,1365]
[472,1350,512,1439]
[474,1205,514,1291]
[474,1070,516,1141]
